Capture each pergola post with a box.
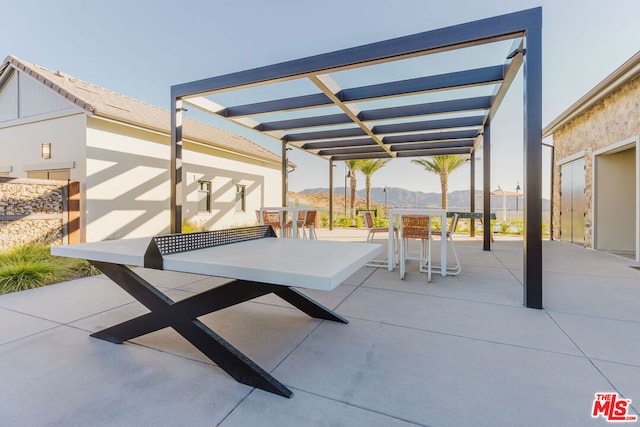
[483,122,491,251]
[281,141,289,207]
[523,25,543,309]
[329,160,334,230]
[470,151,476,237]
[170,96,183,234]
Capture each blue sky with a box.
[4,0,639,197]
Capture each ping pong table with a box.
[51,226,382,398]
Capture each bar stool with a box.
[363,211,398,267]
[432,213,461,275]
[399,215,432,282]
[297,209,317,240]
[260,210,292,238]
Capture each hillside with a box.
[293,187,550,211]
[289,191,384,214]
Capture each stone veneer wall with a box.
[0,178,68,251]
[552,76,640,247]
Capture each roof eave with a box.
[90,112,290,168]
[543,50,640,138]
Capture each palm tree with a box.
[358,159,389,210]
[345,160,362,219]
[411,155,467,210]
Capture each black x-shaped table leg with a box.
[90,261,348,398]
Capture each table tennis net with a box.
[143,225,277,269]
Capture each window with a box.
[27,169,70,180]
[235,185,246,213]
[197,181,212,213]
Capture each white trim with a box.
[89,115,285,168]
[0,165,12,173]
[592,135,640,263]
[543,51,640,137]
[23,160,76,171]
[557,151,586,166]
[591,154,596,250]
[593,135,638,156]
[0,110,84,129]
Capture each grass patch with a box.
[0,245,99,295]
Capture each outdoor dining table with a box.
[258,207,313,239]
[388,208,448,276]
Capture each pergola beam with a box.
[293,128,479,147]
[372,116,485,134]
[394,147,472,158]
[361,96,492,121]
[383,129,479,144]
[285,128,366,142]
[172,9,535,98]
[391,140,475,152]
[259,109,486,133]
[315,139,475,157]
[330,153,398,161]
[302,138,377,150]
[216,65,504,119]
[309,74,396,158]
[488,39,525,123]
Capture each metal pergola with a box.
[170,8,543,308]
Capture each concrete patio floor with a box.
[0,229,638,426]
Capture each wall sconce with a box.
[41,143,51,159]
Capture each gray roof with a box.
[1,55,286,165]
[543,50,640,138]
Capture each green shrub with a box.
[182,219,205,233]
[334,216,352,228]
[320,213,329,228]
[0,244,100,295]
[372,216,388,228]
[0,261,59,293]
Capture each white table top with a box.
[52,237,382,291]
[389,208,446,215]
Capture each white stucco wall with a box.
[182,141,282,230]
[86,117,282,241]
[85,118,170,241]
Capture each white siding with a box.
[0,113,86,182]
[18,70,73,118]
[0,71,18,122]
[0,68,76,123]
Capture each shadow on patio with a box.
[0,229,638,426]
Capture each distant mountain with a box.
[299,187,550,211]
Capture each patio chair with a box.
[296,209,317,240]
[399,215,432,282]
[363,211,398,267]
[432,213,461,275]
[261,210,292,238]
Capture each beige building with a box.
[543,51,640,262]
[0,55,287,242]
